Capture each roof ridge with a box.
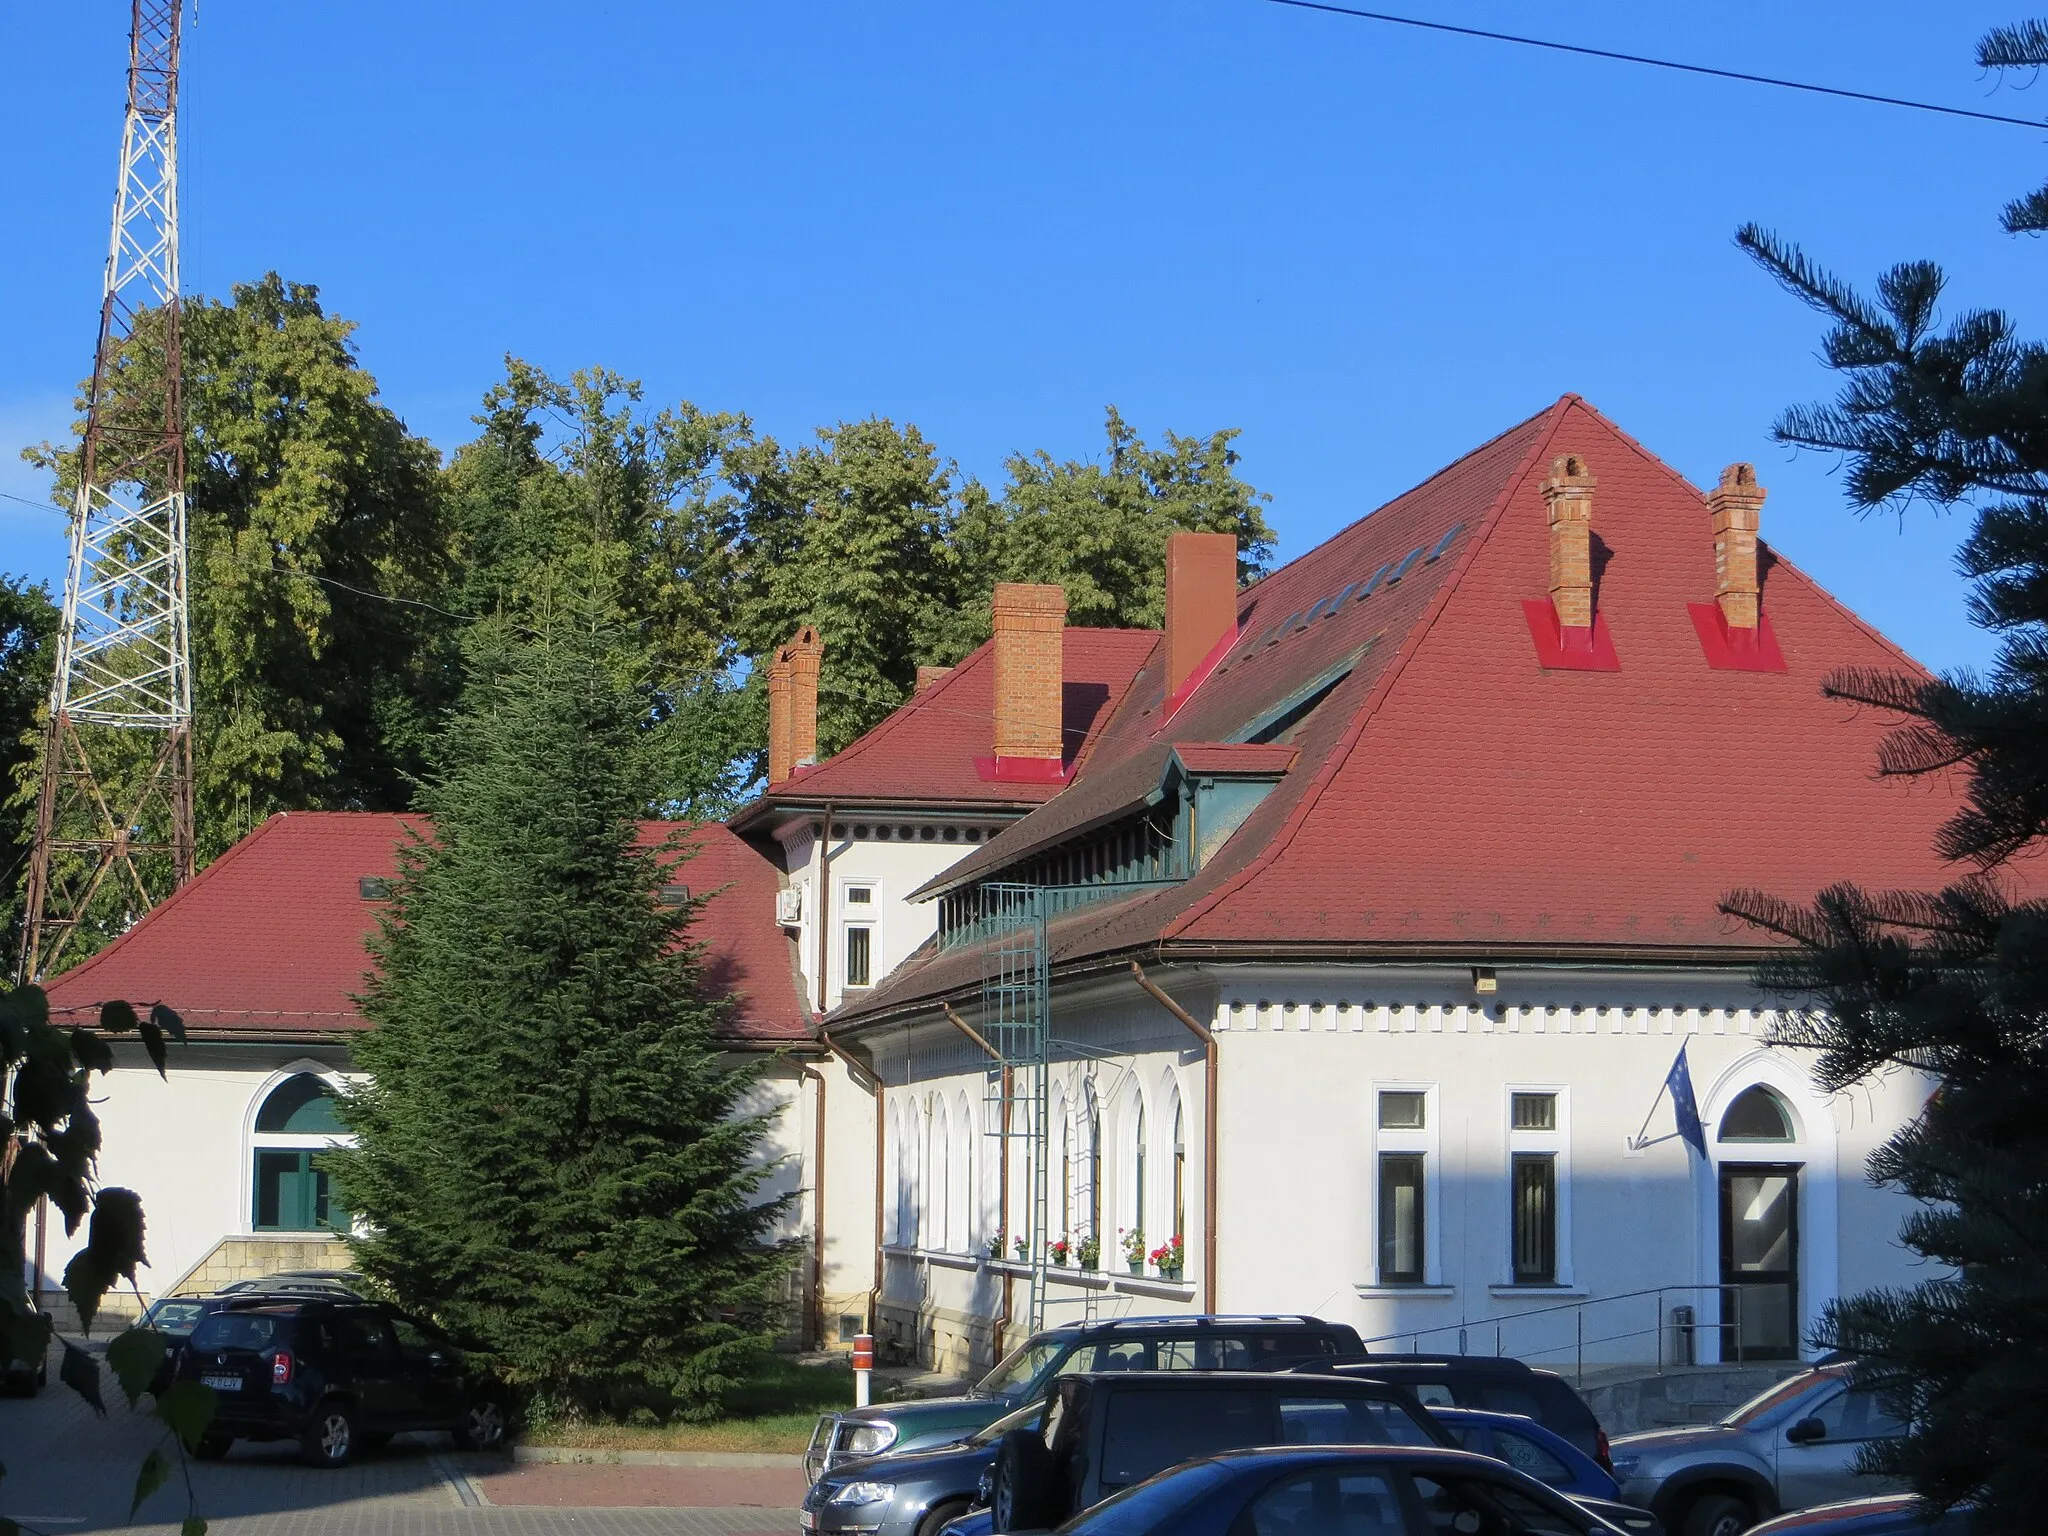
[1238,396,1576,598]
[39,810,300,996]
[1162,397,1576,939]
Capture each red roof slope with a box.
[731,628,1158,818]
[837,397,1971,1023]
[42,811,811,1043]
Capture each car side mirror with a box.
[1786,1417,1827,1445]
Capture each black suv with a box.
[174,1298,507,1466]
[807,1314,1363,1480]
[1296,1355,1613,1469]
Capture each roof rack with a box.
[1088,1314,1334,1332]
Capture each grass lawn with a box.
[529,1354,857,1453]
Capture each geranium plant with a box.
[1119,1227,1146,1266]
[1048,1236,1071,1265]
[1075,1234,1101,1269]
[1149,1234,1185,1276]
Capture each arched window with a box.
[884,1102,902,1246]
[1131,1098,1148,1241]
[954,1090,976,1253]
[1171,1091,1187,1244]
[1720,1085,1796,1143]
[251,1074,350,1233]
[1052,1085,1071,1241]
[929,1097,950,1251]
[904,1101,923,1250]
[1086,1086,1103,1248]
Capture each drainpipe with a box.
[820,1030,883,1338]
[944,1002,1012,1359]
[1130,961,1219,1313]
[815,803,835,1015]
[799,1062,829,1349]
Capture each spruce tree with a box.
[328,607,794,1421]
[1723,22,2048,1530]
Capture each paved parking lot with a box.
[0,1340,802,1536]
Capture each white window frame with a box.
[1502,1083,1573,1288]
[1369,1081,1440,1287]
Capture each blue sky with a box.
[2,1,2043,673]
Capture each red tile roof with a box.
[730,628,1158,822]
[1170,743,1299,776]
[836,396,1979,1023]
[41,812,812,1043]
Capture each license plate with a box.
[201,1374,241,1392]
[800,1513,819,1530]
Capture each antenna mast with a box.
[20,0,195,979]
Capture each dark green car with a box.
[804,1314,1363,1483]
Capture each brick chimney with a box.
[992,583,1067,770]
[915,664,953,695]
[1541,455,1597,633]
[1164,531,1239,701]
[767,654,794,784]
[1708,463,1765,632]
[767,625,823,785]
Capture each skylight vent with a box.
[358,877,391,901]
[659,884,692,907]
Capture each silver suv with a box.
[1608,1365,1906,1536]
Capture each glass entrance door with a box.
[1719,1162,1799,1360]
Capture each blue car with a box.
[1426,1405,1623,1503]
[969,1444,1644,1536]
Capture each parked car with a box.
[1428,1406,1624,1505]
[1608,1365,1907,1536]
[173,1297,507,1467]
[217,1270,365,1299]
[4,1310,51,1397]
[1296,1354,1614,1469]
[139,1295,226,1396]
[805,1314,1364,1480]
[986,1443,1647,1536]
[1746,1494,1975,1535]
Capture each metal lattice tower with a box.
[976,884,1053,1331]
[20,0,195,980]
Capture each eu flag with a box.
[1667,1043,1708,1160]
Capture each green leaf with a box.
[138,1020,167,1078]
[156,1381,219,1451]
[107,1326,171,1407]
[62,1188,147,1334]
[151,1002,186,1043]
[69,1026,114,1074]
[181,1517,207,1536]
[61,1341,104,1414]
[99,999,139,1033]
[130,1448,171,1517]
[1,1516,20,1536]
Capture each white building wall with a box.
[853,965,1938,1377]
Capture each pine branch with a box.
[1978,20,2048,69]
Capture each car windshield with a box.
[1057,1458,1241,1536]
[1724,1370,1838,1427]
[970,1401,1048,1446]
[975,1336,1066,1397]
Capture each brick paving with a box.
[471,1463,808,1509]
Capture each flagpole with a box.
[1628,1079,1671,1151]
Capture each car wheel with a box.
[193,1432,233,1461]
[1680,1492,1753,1536]
[301,1400,358,1468]
[916,1498,973,1536]
[990,1429,1058,1533]
[454,1394,510,1451]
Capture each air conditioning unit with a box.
[776,886,804,927]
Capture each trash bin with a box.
[1670,1304,1696,1368]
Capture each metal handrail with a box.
[1359,1282,1775,1385]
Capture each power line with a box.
[1263,0,2048,130]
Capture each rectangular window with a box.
[844,926,872,987]
[252,1150,346,1233]
[1377,1153,1426,1284]
[1378,1090,1427,1130]
[1510,1092,1557,1131]
[846,885,873,904]
[1511,1153,1557,1284]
